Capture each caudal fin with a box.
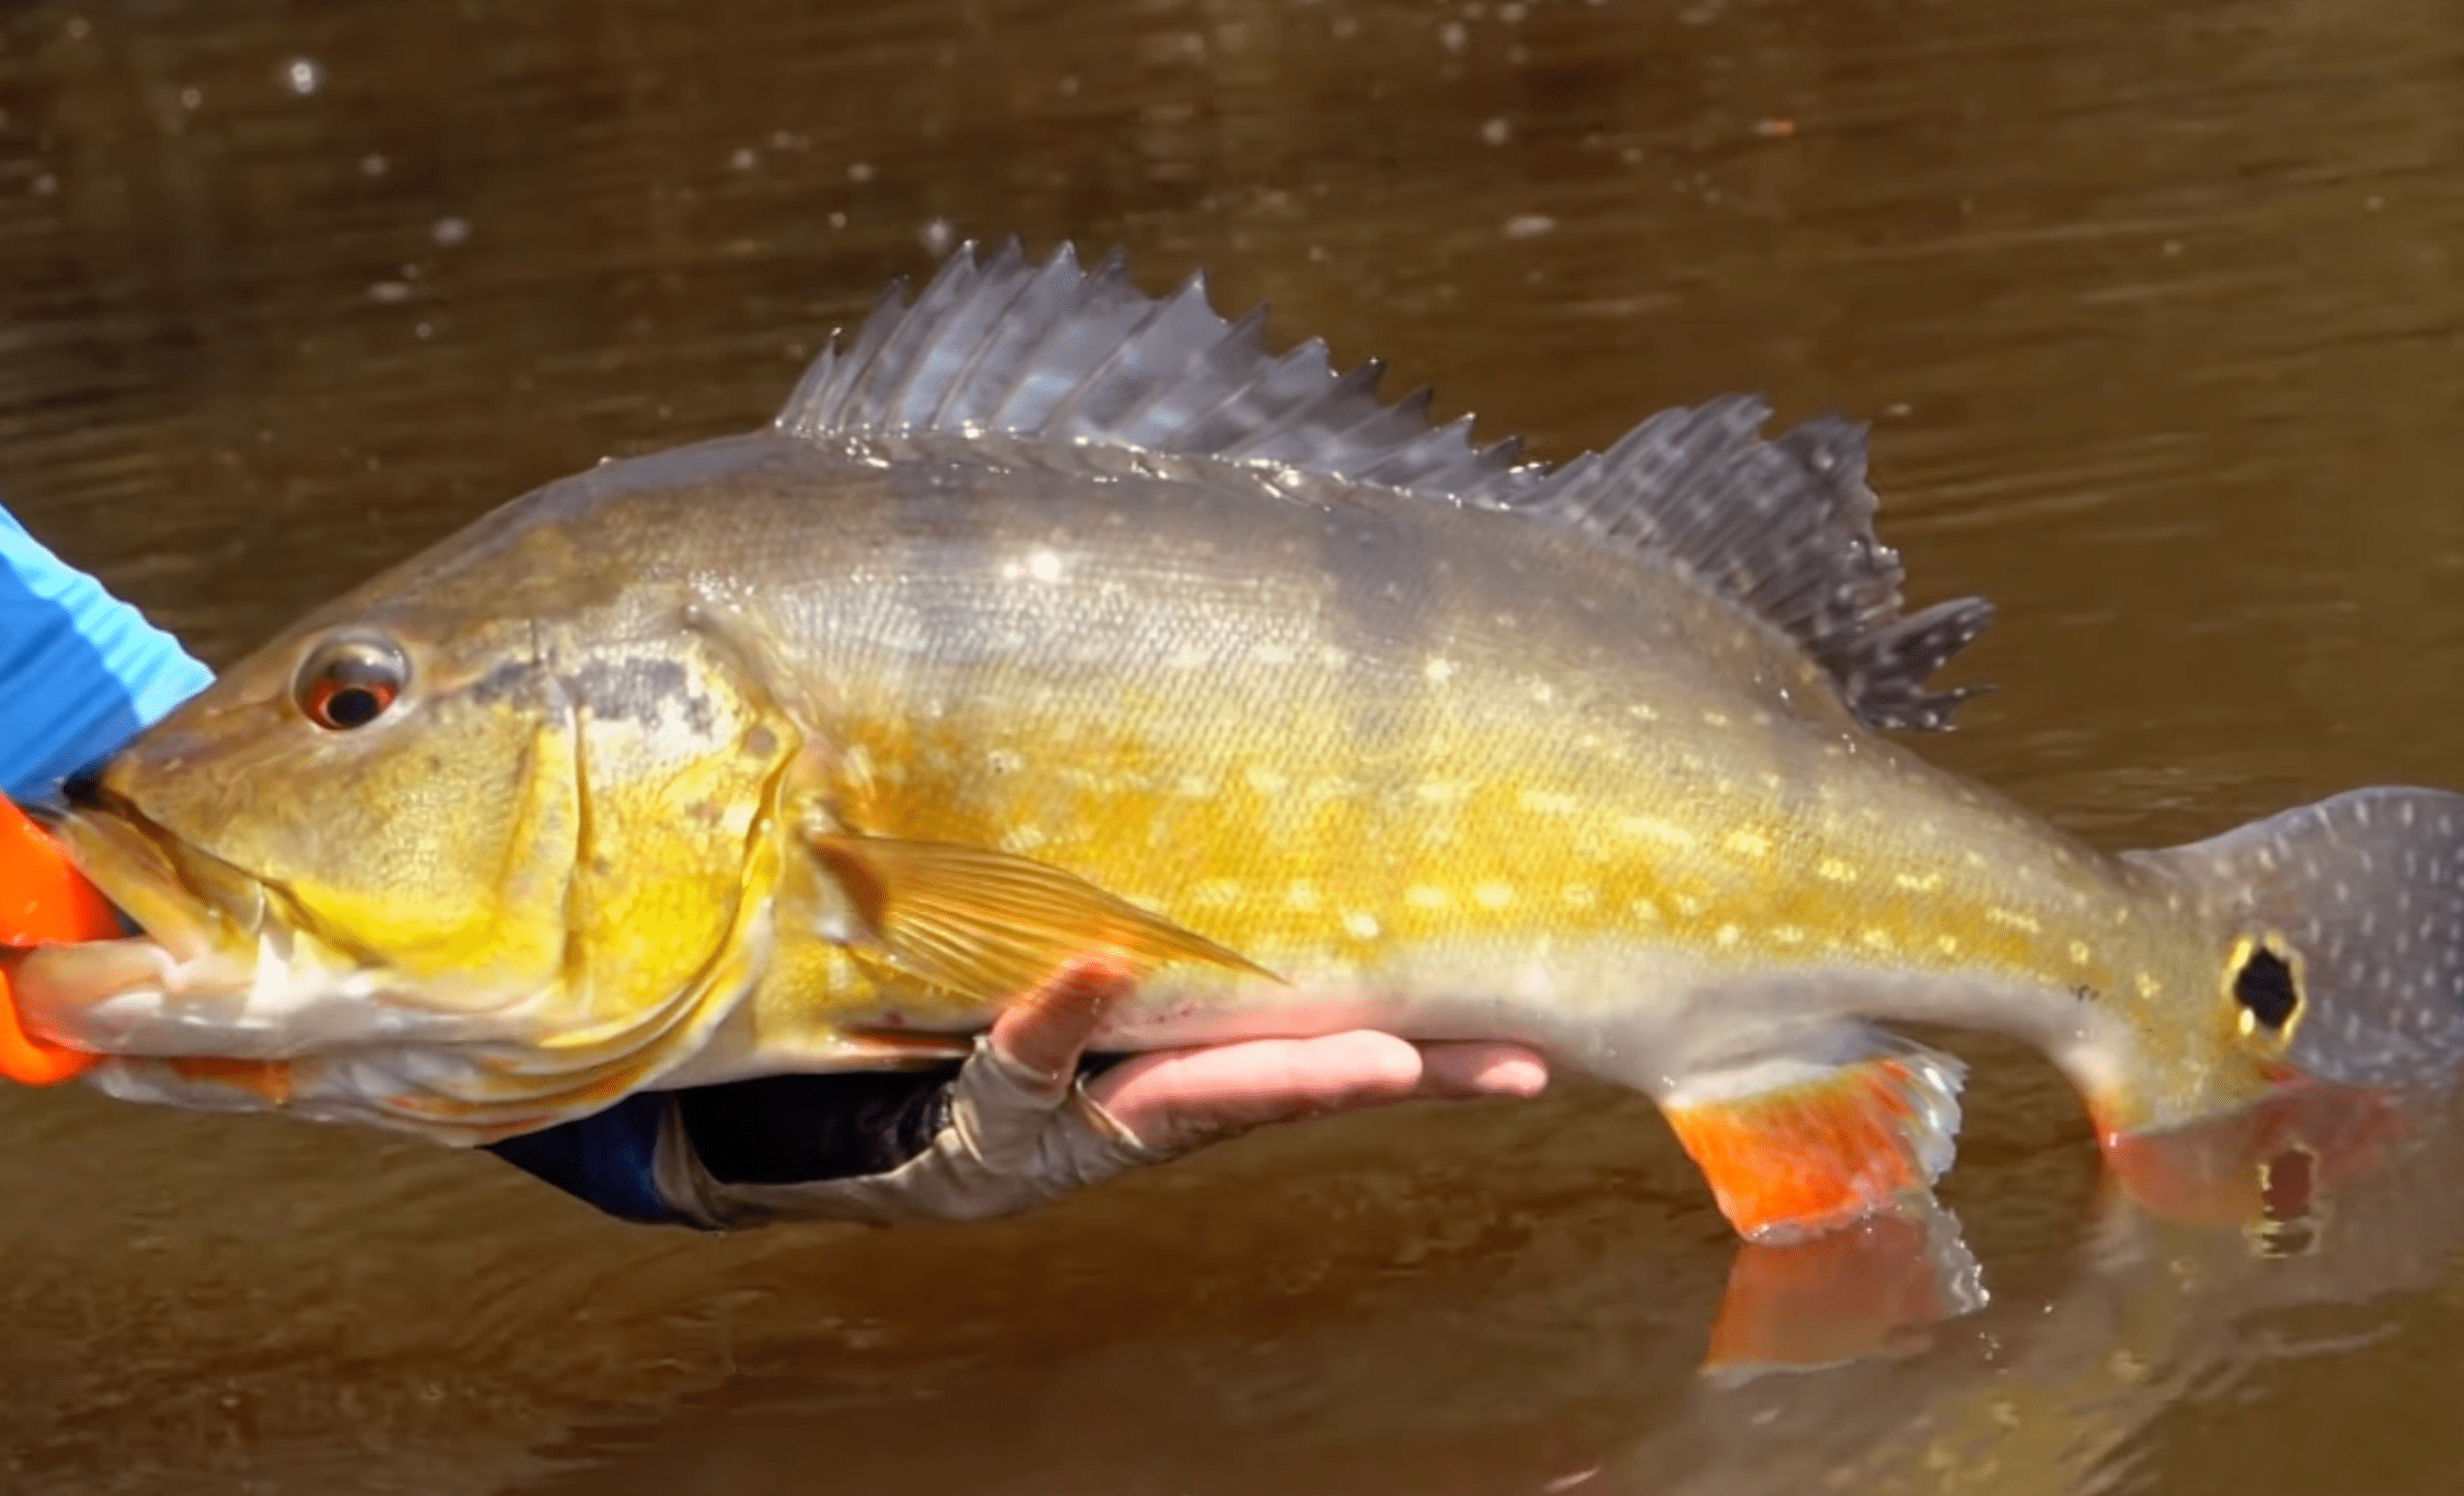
[2127,787,2464,1088]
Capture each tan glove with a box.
[652,966,1165,1228]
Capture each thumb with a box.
[985,959,1137,1084]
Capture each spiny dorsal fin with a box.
[1506,399,1993,731]
[776,238,1529,501]
[776,239,1992,732]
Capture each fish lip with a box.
[46,800,260,969]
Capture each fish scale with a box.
[17,240,2464,1246]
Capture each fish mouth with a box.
[35,798,260,968]
[12,800,291,1058]
[19,796,759,1138]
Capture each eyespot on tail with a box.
[2127,787,2464,1088]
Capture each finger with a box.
[989,959,1138,1083]
[1415,1042,1550,1100]
[1088,1030,1426,1153]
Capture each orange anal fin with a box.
[1702,1199,1988,1383]
[1663,1041,1965,1242]
[166,1055,294,1106]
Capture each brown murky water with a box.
[7,0,2464,1491]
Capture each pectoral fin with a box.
[1661,1029,1965,1243]
[807,834,1278,1003]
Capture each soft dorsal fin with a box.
[776,239,1992,732]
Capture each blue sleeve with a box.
[484,1092,690,1226]
[0,509,213,802]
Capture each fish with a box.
[16,238,2464,1244]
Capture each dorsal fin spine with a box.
[917,238,1035,430]
[966,242,1092,431]
[1116,304,1269,452]
[1031,266,1201,439]
[987,243,1114,431]
[867,247,990,427]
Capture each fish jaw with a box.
[17,909,765,1141]
[18,804,522,1058]
[15,801,781,1138]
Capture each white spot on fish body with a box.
[1424,656,1457,685]
[1407,886,1450,910]
[1531,681,1556,705]
[1286,881,1321,910]
[1619,816,1699,849]
[1173,774,1218,798]
[1725,830,1773,858]
[1895,871,1943,893]
[1630,898,1664,923]
[1863,929,1895,952]
[1773,925,1808,945]
[1520,789,1579,816]
[1563,885,1597,909]
[1938,935,1962,956]
[1817,859,1859,883]
[1192,879,1243,908]
[1243,765,1290,796]
[1252,642,1298,666]
[1702,710,1730,728]
[1985,908,2042,934]
[2136,973,2162,998]
[2070,940,2092,963]
[1344,911,1382,940]
[1417,780,1473,806]
[1715,924,1741,948]
[1000,825,1048,853]
[1475,882,1515,910]
[1318,645,1352,669]
[1674,894,1707,918]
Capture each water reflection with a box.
[6,0,2464,1491]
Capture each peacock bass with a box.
[17,240,2464,1242]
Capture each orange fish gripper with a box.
[0,796,108,1084]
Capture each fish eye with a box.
[294,637,410,731]
[2229,935,2303,1043]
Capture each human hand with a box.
[998,962,1550,1152]
[653,960,1550,1230]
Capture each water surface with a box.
[6,1,2464,1491]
